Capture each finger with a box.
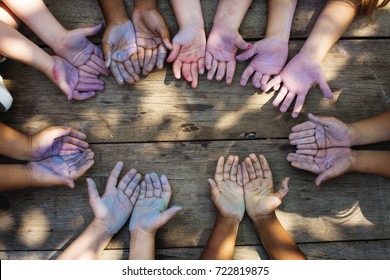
[289,129,315,142]
[291,94,307,118]
[252,71,263,89]
[59,140,88,151]
[151,172,162,198]
[101,41,113,68]
[156,205,182,228]
[235,35,252,50]
[318,74,333,99]
[79,64,100,76]
[208,178,219,198]
[265,75,282,92]
[110,61,124,85]
[307,113,337,127]
[125,173,142,198]
[106,161,124,192]
[172,59,183,79]
[260,75,271,91]
[143,48,153,72]
[226,60,236,85]
[90,53,110,76]
[190,62,199,88]
[71,90,96,101]
[290,159,321,174]
[296,149,318,156]
[81,24,102,37]
[230,155,239,182]
[117,168,138,191]
[59,149,82,156]
[216,61,226,81]
[129,185,141,206]
[137,47,145,69]
[182,63,192,82]
[85,58,109,77]
[160,174,172,202]
[143,48,158,75]
[70,157,94,180]
[130,53,141,74]
[259,155,272,180]
[117,62,134,84]
[272,86,288,107]
[198,57,205,75]
[240,65,254,86]
[139,181,146,199]
[166,43,180,63]
[241,162,250,185]
[236,47,255,61]
[315,167,338,186]
[244,157,256,179]
[249,153,263,178]
[79,70,98,79]
[157,44,168,69]
[75,82,104,92]
[78,76,105,86]
[291,120,317,133]
[237,164,243,186]
[207,58,218,80]
[160,29,172,50]
[223,155,234,180]
[290,136,316,146]
[214,156,225,183]
[205,51,213,70]
[276,177,290,201]
[280,91,296,113]
[124,60,140,82]
[296,143,319,150]
[87,178,100,205]
[144,173,154,198]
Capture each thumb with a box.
[60,176,75,189]
[166,42,180,62]
[81,24,102,37]
[157,205,182,227]
[207,178,219,197]
[87,177,100,205]
[235,35,252,50]
[318,73,333,99]
[156,26,172,50]
[315,168,338,186]
[277,177,290,201]
[101,41,112,68]
[308,113,335,127]
[236,47,255,61]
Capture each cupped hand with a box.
[205,25,251,85]
[129,173,182,234]
[289,113,353,149]
[132,7,172,75]
[242,154,289,219]
[102,19,141,84]
[166,26,206,88]
[29,126,89,161]
[55,25,109,77]
[207,155,245,222]
[87,161,141,235]
[287,147,354,186]
[236,38,288,89]
[27,149,94,188]
[266,53,333,118]
[50,55,105,100]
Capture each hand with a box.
[132,7,172,75]
[102,19,141,84]
[54,25,110,77]
[166,26,206,88]
[26,149,94,188]
[49,55,105,100]
[289,113,353,149]
[29,126,89,161]
[205,25,251,85]
[242,154,289,219]
[129,173,182,234]
[287,148,355,186]
[266,52,333,118]
[236,38,288,89]
[207,155,245,222]
[87,161,141,235]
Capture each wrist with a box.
[134,0,157,10]
[348,149,360,173]
[348,122,362,146]
[251,212,276,224]
[90,219,116,239]
[215,214,241,228]
[299,46,324,64]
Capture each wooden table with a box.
[0,0,389,260]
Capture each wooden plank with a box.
[3,239,390,259]
[19,0,390,45]
[1,140,389,251]
[1,39,389,143]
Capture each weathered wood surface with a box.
[21,0,390,46]
[1,141,389,255]
[1,39,389,143]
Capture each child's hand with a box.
[207,155,245,222]
[205,25,251,85]
[166,26,206,88]
[242,154,289,219]
[87,161,141,235]
[289,113,353,149]
[54,25,110,77]
[132,7,172,75]
[26,149,94,188]
[129,173,182,234]
[49,56,105,100]
[236,38,288,89]
[102,19,141,84]
[287,148,354,186]
[266,53,333,118]
[29,126,89,161]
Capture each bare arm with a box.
[98,0,129,23]
[265,0,297,42]
[212,0,252,30]
[169,0,204,29]
[0,122,30,160]
[350,150,390,178]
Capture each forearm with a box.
[129,230,156,260]
[350,150,390,178]
[57,219,114,260]
[0,122,30,160]
[265,0,297,42]
[98,0,129,23]
[200,215,240,260]
[0,164,33,191]
[253,213,306,260]
[2,0,68,53]
[170,0,204,29]
[300,0,358,63]
[134,0,158,9]
[212,0,252,30]
[350,110,390,146]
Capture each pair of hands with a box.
[287,113,354,186]
[88,161,181,236]
[26,126,94,188]
[209,154,289,223]
[102,7,171,84]
[50,25,110,101]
